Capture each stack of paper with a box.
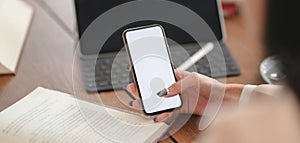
[0,0,33,74]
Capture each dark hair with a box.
[266,0,300,102]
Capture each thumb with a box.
[165,81,182,97]
[165,72,199,97]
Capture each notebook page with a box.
[0,87,168,143]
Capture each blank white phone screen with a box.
[125,26,181,114]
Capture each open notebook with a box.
[0,87,169,143]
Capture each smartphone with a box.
[122,24,182,115]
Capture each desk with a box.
[0,0,266,142]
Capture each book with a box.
[0,0,34,74]
[0,87,169,143]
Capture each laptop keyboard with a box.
[81,43,240,92]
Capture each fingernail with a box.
[126,84,131,91]
[133,100,140,108]
[156,88,168,97]
[129,100,133,106]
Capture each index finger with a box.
[127,83,140,99]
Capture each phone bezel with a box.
[122,24,182,115]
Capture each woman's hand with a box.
[127,70,244,122]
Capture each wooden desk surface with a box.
[0,1,266,142]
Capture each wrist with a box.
[224,84,245,102]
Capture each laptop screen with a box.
[75,0,223,55]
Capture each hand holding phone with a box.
[122,24,182,115]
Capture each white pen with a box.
[177,42,214,71]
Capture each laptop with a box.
[74,0,240,92]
